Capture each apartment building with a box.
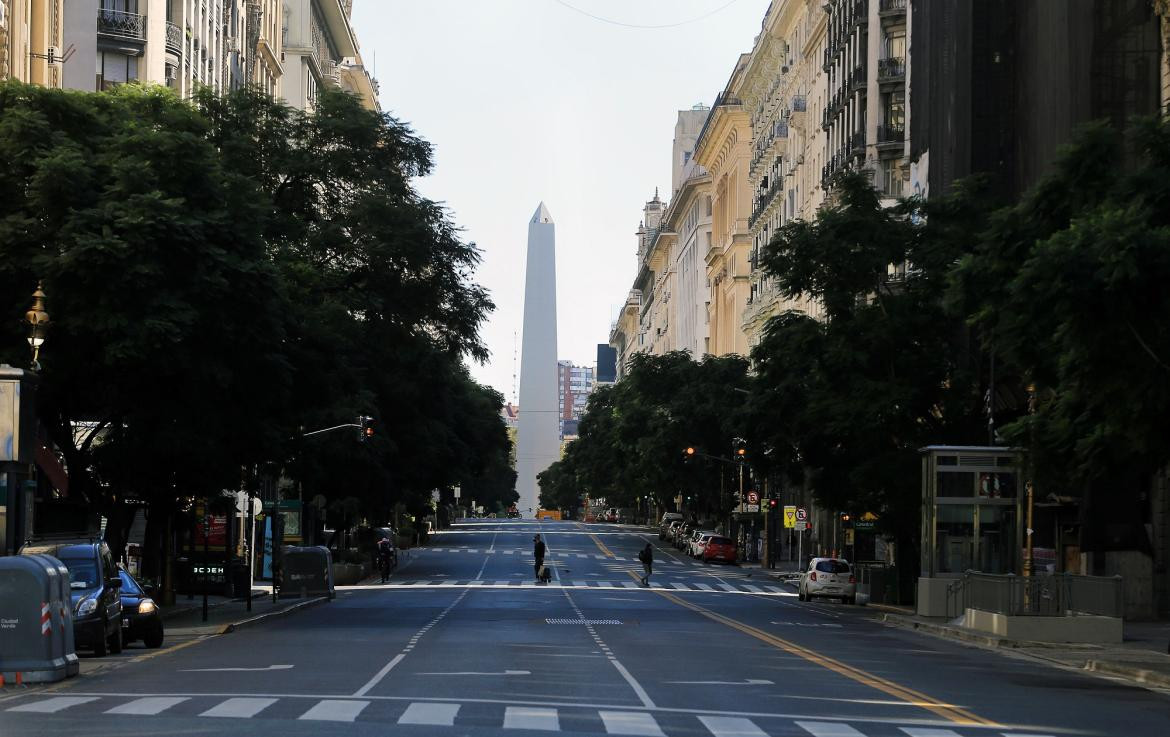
[0,0,65,87]
[693,55,753,359]
[281,0,355,112]
[57,0,283,98]
[740,0,829,350]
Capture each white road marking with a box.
[718,583,738,592]
[743,585,763,593]
[574,580,589,587]
[398,702,461,725]
[105,697,188,715]
[504,705,560,731]
[351,653,405,697]
[699,715,769,737]
[670,583,689,590]
[182,664,293,672]
[695,583,715,591]
[495,580,512,586]
[9,697,98,713]
[796,721,866,736]
[609,658,657,709]
[200,697,277,718]
[599,710,666,736]
[899,729,964,737]
[420,670,530,676]
[669,679,773,686]
[299,699,369,721]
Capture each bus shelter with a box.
[917,446,1023,616]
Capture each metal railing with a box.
[877,124,905,143]
[877,56,906,80]
[97,8,146,42]
[165,21,183,56]
[880,0,907,12]
[946,571,1124,618]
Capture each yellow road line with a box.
[643,581,996,727]
[590,534,615,558]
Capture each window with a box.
[883,90,905,129]
[884,32,906,59]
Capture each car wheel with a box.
[108,624,123,654]
[144,623,164,649]
[797,588,806,602]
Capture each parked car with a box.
[798,557,856,604]
[702,536,737,564]
[658,512,683,539]
[689,531,717,558]
[118,568,164,648]
[20,539,124,656]
[604,508,618,523]
[665,520,684,543]
[672,522,691,549]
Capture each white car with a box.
[798,557,856,604]
[689,531,717,558]
[658,512,683,539]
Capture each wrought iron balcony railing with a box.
[877,124,905,143]
[98,8,146,42]
[877,56,906,80]
[165,21,183,56]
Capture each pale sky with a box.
[351,0,771,402]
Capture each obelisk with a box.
[516,203,559,518]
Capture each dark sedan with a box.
[118,569,164,648]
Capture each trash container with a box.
[0,555,78,683]
[279,546,334,600]
[229,559,250,598]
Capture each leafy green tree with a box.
[0,82,292,559]
[950,118,1170,554]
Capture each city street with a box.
[3,519,1169,736]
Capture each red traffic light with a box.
[768,499,778,508]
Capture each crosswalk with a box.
[422,548,709,567]
[3,695,1053,736]
[384,579,790,594]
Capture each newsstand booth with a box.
[917,446,1023,616]
[0,554,79,683]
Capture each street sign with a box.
[747,491,759,505]
[795,520,807,531]
[796,507,807,521]
[745,504,760,513]
[845,529,855,545]
[454,486,461,499]
[783,505,796,529]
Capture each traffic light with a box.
[359,415,375,442]
[840,512,853,528]
[768,498,778,509]
[683,446,696,459]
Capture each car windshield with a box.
[61,558,99,589]
[118,569,143,595]
[815,560,851,574]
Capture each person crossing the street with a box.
[376,536,394,583]
[638,543,653,586]
[533,534,547,582]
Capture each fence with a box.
[945,571,1124,619]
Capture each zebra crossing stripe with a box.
[398,702,459,726]
[105,697,189,715]
[695,583,715,591]
[9,697,98,713]
[504,706,559,731]
[899,729,964,737]
[796,721,867,736]
[299,699,369,722]
[599,710,666,736]
[699,715,769,737]
[200,698,277,718]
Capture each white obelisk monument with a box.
[515,203,560,518]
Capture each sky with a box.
[351,0,772,403]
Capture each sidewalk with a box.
[160,588,329,637]
[881,610,1170,690]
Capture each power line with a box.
[552,0,743,29]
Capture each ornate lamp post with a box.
[24,282,50,371]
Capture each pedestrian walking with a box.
[376,536,394,583]
[533,534,547,582]
[638,543,653,586]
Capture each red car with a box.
[702,536,737,564]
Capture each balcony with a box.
[877,56,906,82]
[877,124,905,144]
[165,21,182,56]
[879,0,907,14]
[851,64,867,90]
[849,130,865,153]
[790,95,807,114]
[98,8,146,43]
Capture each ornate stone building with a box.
[0,0,65,87]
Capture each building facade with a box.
[0,0,65,87]
[557,360,594,439]
[693,56,753,359]
[280,0,355,112]
[667,105,713,359]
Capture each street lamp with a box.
[24,282,50,371]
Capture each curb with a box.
[1084,659,1170,689]
[880,612,1015,649]
[217,596,330,634]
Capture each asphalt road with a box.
[3,519,1169,736]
